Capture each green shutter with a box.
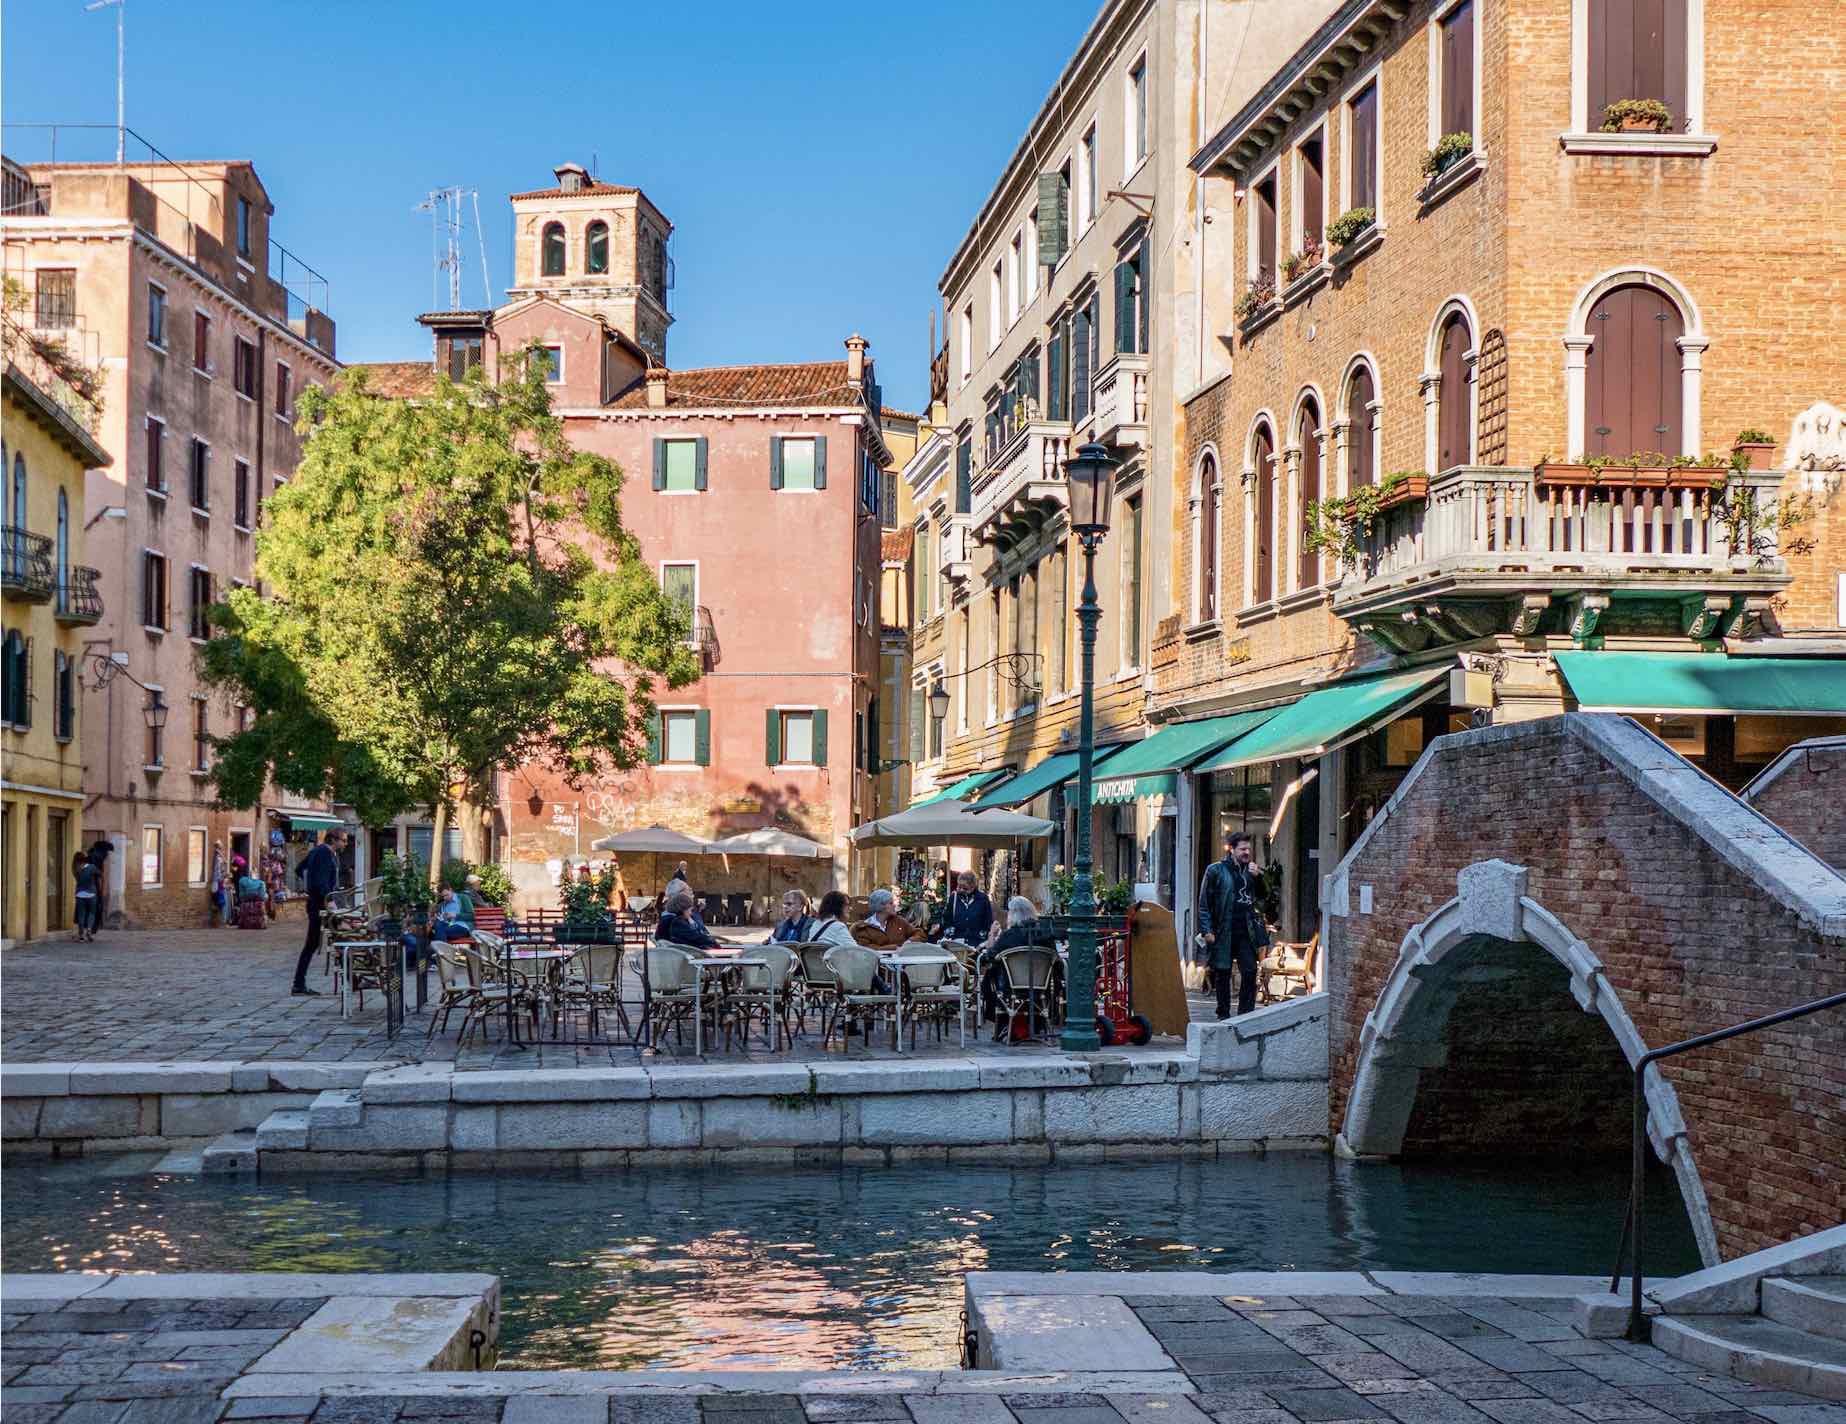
[694,708,711,766]
[651,439,666,491]
[1036,172,1067,267]
[909,687,924,761]
[1137,251,1149,355]
[867,696,880,775]
[1114,260,1134,355]
[813,434,828,490]
[811,708,828,767]
[694,437,709,491]
[645,710,662,765]
[770,436,783,490]
[765,707,781,765]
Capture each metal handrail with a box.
[1613,988,1846,1341]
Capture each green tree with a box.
[201,344,699,875]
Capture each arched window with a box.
[56,489,69,604]
[11,451,25,531]
[1346,362,1377,490]
[1251,421,1277,603]
[1437,311,1473,471]
[1197,453,1219,622]
[541,222,566,277]
[1585,283,1684,459]
[1296,396,1323,589]
[585,221,609,275]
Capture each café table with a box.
[497,944,580,1046]
[879,948,959,1054]
[690,953,767,1057]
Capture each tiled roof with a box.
[880,405,919,423]
[510,182,638,201]
[881,526,915,561]
[607,360,858,410]
[349,361,437,399]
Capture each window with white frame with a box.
[1195,452,1220,623]
[776,435,821,491]
[777,709,818,765]
[960,304,973,383]
[1572,0,1702,140]
[1127,54,1149,173]
[146,283,167,348]
[187,827,208,885]
[1344,74,1382,217]
[1295,129,1326,256]
[659,439,701,493]
[1080,124,1098,228]
[1025,211,1040,297]
[141,824,164,886]
[1248,167,1279,289]
[989,262,1002,349]
[661,563,697,635]
[1008,230,1023,323]
[1429,0,1479,149]
[661,709,699,765]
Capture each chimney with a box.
[845,333,869,388]
[554,162,589,193]
[645,366,670,408]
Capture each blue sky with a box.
[3,0,1097,413]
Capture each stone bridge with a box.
[1322,713,1846,1267]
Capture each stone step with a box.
[201,1131,257,1175]
[254,1108,309,1152]
[1653,1312,1846,1401]
[1764,1277,1846,1344]
[306,1088,363,1130]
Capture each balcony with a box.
[1332,466,1792,652]
[1,528,55,603]
[1092,352,1149,450]
[971,412,1074,555]
[941,513,975,589]
[54,566,104,625]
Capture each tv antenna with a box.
[83,0,127,165]
[415,186,491,310]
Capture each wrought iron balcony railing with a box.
[54,565,104,625]
[1,527,55,602]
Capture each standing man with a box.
[663,860,691,904]
[291,830,343,996]
[86,836,114,934]
[1197,831,1270,1019]
[942,870,994,946]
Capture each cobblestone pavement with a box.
[2,1291,1841,1424]
[0,930,1218,1067]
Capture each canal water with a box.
[1,1154,1699,1371]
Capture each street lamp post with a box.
[1059,441,1118,1053]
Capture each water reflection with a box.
[2,1155,1697,1371]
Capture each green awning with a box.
[916,769,1013,806]
[1091,707,1282,802]
[1197,667,1449,773]
[971,743,1129,809]
[283,813,350,833]
[1094,773,1176,805]
[1555,652,1846,715]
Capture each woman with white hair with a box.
[974,895,1053,1036]
[851,886,917,949]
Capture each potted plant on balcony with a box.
[374,851,432,947]
[1731,428,1777,471]
[557,865,618,944]
[1234,271,1278,323]
[1281,235,1325,285]
[1327,208,1376,255]
[1421,132,1474,182]
[1714,477,1816,568]
[1302,471,1428,568]
[1600,98,1673,134]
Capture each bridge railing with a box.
[1612,988,1846,1341]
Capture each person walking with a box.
[291,831,343,996]
[941,870,994,945]
[1197,831,1271,1019]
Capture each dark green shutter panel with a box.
[1137,252,1149,355]
[955,438,971,513]
[770,436,783,490]
[1114,261,1134,354]
[645,710,662,765]
[867,696,880,774]
[765,707,781,765]
[909,687,924,761]
[1047,327,1066,420]
[811,708,828,767]
[1036,172,1067,267]
[813,434,827,490]
[652,439,666,491]
[694,708,711,766]
[694,437,709,491]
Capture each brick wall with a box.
[1326,714,1846,1259]
[1744,738,1846,873]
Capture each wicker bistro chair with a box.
[725,945,797,1051]
[636,943,706,1048]
[551,941,631,1040]
[900,952,966,1047]
[821,944,897,1051]
[1261,930,1320,1004]
[791,942,842,1039]
[456,933,542,1046]
[427,945,480,1040]
[993,946,1059,1042]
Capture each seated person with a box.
[851,887,917,948]
[405,884,472,966]
[655,892,721,951]
[805,890,860,949]
[978,896,1054,1031]
[769,889,816,944]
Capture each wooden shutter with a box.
[770,437,783,490]
[1438,315,1472,471]
[1349,366,1377,488]
[811,709,828,767]
[651,439,666,491]
[645,710,662,765]
[1585,284,1683,459]
[1137,252,1149,355]
[1301,138,1324,243]
[1256,177,1277,279]
[1254,427,1275,602]
[1589,0,1687,127]
[1298,403,1322,588]
[694,709,711,766]
[909,687,924,761]
[765,708,781,765]
[1036,172,1067,267]
[1047,324,1066,420]
[1114,261,1134,355]
[812,434,828,490]
[1351,83,1379,212]
[693,437,709,491]
[142,554,155,626]
[1072,307,1092,420]
[868,697,880,774]
[1442,0,1475,137]
[1200,457,1218,620]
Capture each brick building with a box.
[1,148,342,928]
[1142,0,1846,949]
[362,165,891,911]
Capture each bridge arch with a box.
[1337,858,1721,1267]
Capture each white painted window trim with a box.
[1288,387,1329,594]
[1124,48,1150,181]
[988,262,1003,351]
[657,704,703,769]
[1337,351,1385,497]
[1025,209,1040,298]
[1292,120,1329,253]
[959,304,974,386]
[1422,296,1482,473]
[1242,411,1280,609]
[660,559,700,645]
[777,432,825,493]
[658,437,702,495]
[772,704,822,770]
[141,824,165,887]
[1007,228,1023,326]
[1426,0,1484,153]
[1246,156,1281,285]
[1340,62,1386,228]
[1189,444,1224,627]
[1566,0,1710,151]
[1080,121,1100,232]
[542,343,565,384]
[1561,266,1706,460]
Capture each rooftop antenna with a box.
[414,186,478,310]
[469,190,490,307]
[83,0,127,165]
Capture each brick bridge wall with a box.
[1324,714,1846,1263]
[1744,736,1846,874]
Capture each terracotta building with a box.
[1,152,342,928]
[1143,0,1846,947]
[361,165,891,909]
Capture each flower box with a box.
[1535,461,1726,491]
[1377,475,1429,511]
[1732,440,1776,472]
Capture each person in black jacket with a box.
[941,871,995,946]
[655,892,720,951]
[291,831,344,995]
[1197,830,1271,1018]
[86,837,114,934]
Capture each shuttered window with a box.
[1437,313,1473,471]
[774,436,820,491]
[909,686,925,762]
[1300,136,1324,246]
[1199,455,1218,622]
[1439,1,1476,138]
[661,709,709,766]
[142,551,168,630]
[661,563,697,634]
[190,439,210,511]
[1254,174,1278,282]
[954,435,972,513]
[1298,399,1322,588]
[235,460,251,529]
[1047,320,1067,420]
[1253,425,1276,603]
[1585,284,1684,460]
[1114,249,1147,355]
[1588,0,1688,128]
[145,417,166,493]
[1349,81,1379,213]
[654,438,706,492]
[1348,365,1377,489]
[1072,297,1095,422]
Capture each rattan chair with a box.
[994,946,1058,1042]
[791,941,841,1039]
[725,945,797,1051]
[822,943,896,1051]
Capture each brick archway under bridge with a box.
[1322,713,1846,1265]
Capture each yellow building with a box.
[3,360,110,945]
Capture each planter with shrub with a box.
[1600,98,1673,134]
[1327,208,1376,253]
[1234,271,1278,323]
[1731,428,1777,472]
[1421,132,1474,182]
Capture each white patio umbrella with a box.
[589,825,712,854]
[846,801,1053,848]
[706,828,833,859]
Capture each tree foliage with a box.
[200,345,699,845]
